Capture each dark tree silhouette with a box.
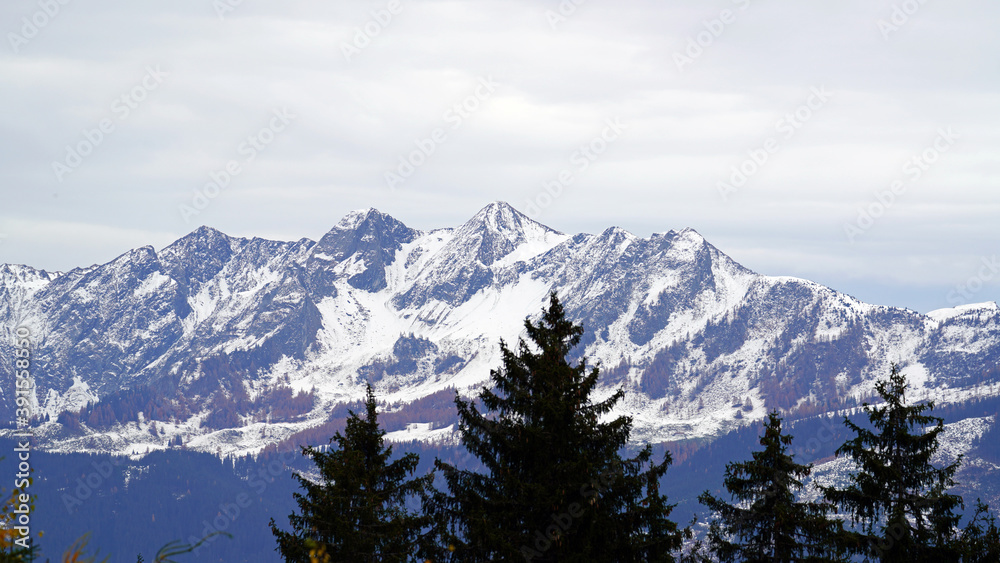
[270,384,430,562]
[699,410,849,563]
[961,498,1000,561]
[821,364,964,561]
[424,293,684,562]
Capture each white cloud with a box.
[0,0,998,313]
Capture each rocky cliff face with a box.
[2,202,998,457]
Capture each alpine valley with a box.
[2,202,1000,559]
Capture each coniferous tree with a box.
[960,498,1000,561]
[270,384,431,563]
[424,293,684,562]
[699,410,849,563]
[821,364,964,561]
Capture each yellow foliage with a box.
[308,541,331,563]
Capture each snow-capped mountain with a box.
[2,202,998,458]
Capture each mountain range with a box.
[2,201,998,459]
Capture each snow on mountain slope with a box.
[391,201,568,310]
[801,415,995,504]
[928,302,1000,323]
[2,202,999,459]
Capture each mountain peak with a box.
[599,225,637,239]
[326,208,415,242]
[335,208,380,230]
[474,201,518,222]
[158,226,239,286]
[678,226,705,240]
[161,226,236,255]
[389,203,569,309]
[309,208,419,292]
[191,224,227,237]
[464,201,562,236]
[457,202,564,266]
[652,227,705,241]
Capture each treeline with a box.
[0,445,301,562]
[203,385,316,429]
[268,294,1000,562]
[256,387,463,461]
[53,381,315,433]
[56,386,194,431]
[195,352,316,429]
[637,322,870,417]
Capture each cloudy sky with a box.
[1,0,997,313]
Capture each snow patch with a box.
[927,302,999,322]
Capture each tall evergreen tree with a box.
[270,384,431,563]
[699,410,849,563]
[424,293,684,562]
[821,364,964,561]
[960,498,1000,561]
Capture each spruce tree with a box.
[424,293,683,562]
[820,364,964,561]
[270,384,431,563]
[698,410,849,563]
[960,498,1000,561]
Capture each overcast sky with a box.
[1,0,997,313]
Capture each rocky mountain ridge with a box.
[1,202,998,458]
